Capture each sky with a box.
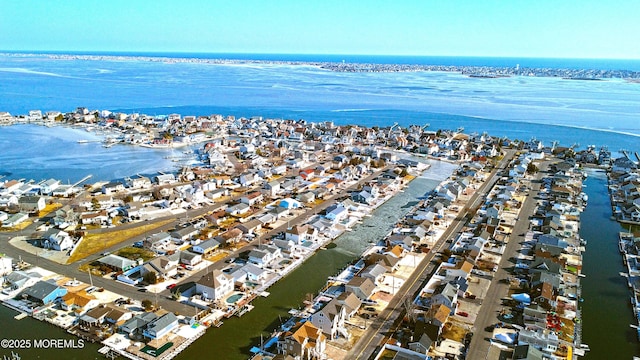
[2,0,639,59]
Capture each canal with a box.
[0,306,102,360]
[580,169,640,359]
[176,161,458,359]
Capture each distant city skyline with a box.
[2,0,639,59]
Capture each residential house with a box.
[195,269,234,302]
[285,225,308,244]
[43,229,74,251]
[119,312,158,337]
[248,245,282,268]
[278,321,327,360]
[309,299,349,340]
[19,280,67,306]
[18,195,45,213]
[143,312,179,340]
[102,181,125,195]
[141,256,179,280]
[171,225,200,243]
[191,239,220,256]
[61,290,99,314]
[80,210,109,225]
[3,270,41,293]
[324,203,348,223]
[98,254,138,272]
[226,203,250,216]
[179,251,202,266]
[345,276,376,301]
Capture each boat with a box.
[77,139,89,143]
[236,304,254,317]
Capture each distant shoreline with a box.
[2,51,640,79]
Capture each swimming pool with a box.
[226,293,244,304]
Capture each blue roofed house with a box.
[19,280,67,307]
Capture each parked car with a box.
[166,284,177,290]
[457,311,469,317]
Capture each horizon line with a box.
[1,50,640,62]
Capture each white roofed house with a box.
[125,175,151,189]
[3,270,41,294]
[40,179,60,195]
[191,238,220,256]
[248,244,282,268]
[101,181,125,195]
[195,269,234,302]
[80,209,109,225]
[144,232,172,252]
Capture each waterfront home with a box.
[285,224,308,244]
[229,263,268,285]
[60,290,99,314]
[18,195,46,213]
[195,269,234,302]
[248,244,282,268]
[360,263,388,285]
[191,238,220,256]
[3,270,41,293]
[345,276,376,301]
[19,279,67,306]
[125,175,152,189]
[143,312,179,340]
[153,173,177,185]
[40,178,61,195]
[309,298,350,340]
[119,312,159,337]
[278,321,327,360]
[102,181,125,195]
[324,203,348,223]
[79,306,115,331]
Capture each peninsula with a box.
[0,108,618,360]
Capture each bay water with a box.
[0,52,639,358]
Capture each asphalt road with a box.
[465,159,549,359]
[345,151,516,360]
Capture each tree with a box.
[143,271,158,285]
[399,168,409,177]
[142,299,154,311]
[526,163,539,174]
[91,197,100,210]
